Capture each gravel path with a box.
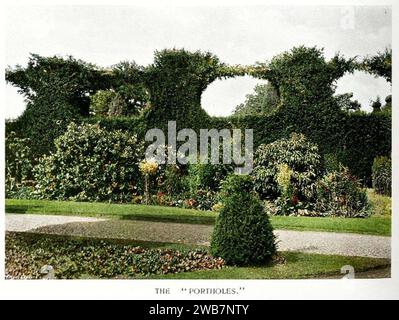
[5,214,107,232]
[5,214,391,258]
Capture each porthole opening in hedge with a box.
[334,71,391,113]
[201,76,267,117]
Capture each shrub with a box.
[158,164,188,196]
[187,163,234,193]
[211,174,276,266]
[372,156,391,196]
[5,132,33,198]
[252,133,322,201]
[33,122,144,202]
[315,167,370,218]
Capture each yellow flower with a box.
[139,160,159,176]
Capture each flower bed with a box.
[5,232,224,279]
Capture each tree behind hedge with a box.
[211,174,276,266]
[34,122,144,202]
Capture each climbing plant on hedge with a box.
[6,54,112,157]
[264,46,356,106]
[211,174,276,266]
[360,48,392,83]
[34,122,144,202]
[142,49,220,131]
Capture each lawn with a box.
[5,232,390,280]
[6,198,391,236]
[154,252,390,279]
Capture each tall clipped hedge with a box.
[214,104,391,186]
[6,47,391,186]
[142,49,219,131]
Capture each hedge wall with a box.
[6,106,390,186]
[225,109,390,186]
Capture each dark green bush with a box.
[372,156,391,196]
[252,133,322,201]
[315,167,370,218]
[33,122,144,202]
[211,174,276,266]
[187,163,234,193]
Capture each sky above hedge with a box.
[5,5,391,118]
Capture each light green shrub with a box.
[34,122,144,202]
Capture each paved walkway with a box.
[5,214,391,259]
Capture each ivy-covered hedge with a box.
[219,106,391,186]
[6,108,390,186]
[5,47,391,186]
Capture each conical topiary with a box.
[211,174,277,266]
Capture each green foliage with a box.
[5,233,224,279]
[8,86,80,158]
[252,133,322,201]
[371,96,382,113]
[110,61,148,115]
[187,163,234,193]
[234,82,280,116]
[142,48,224,131]
[6,54,110,115]
[158,164,188,196]
[372,156,391,196]
[360,48,392,83]
[211,175,276,266]
[90,90,121,116]
[5,132,33,197]
[382,95,392,113]
[315,167,370,218]
[222,105,390,186]
[5,54,110,157]
[266,46,355,105]
[334,93,361,112]
[5,46,390,189]
[33,122,144,202]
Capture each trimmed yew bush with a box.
[34,122,144,202]
[211,174,276,266]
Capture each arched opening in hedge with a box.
[201,76,268,117]
[334,70,391,112]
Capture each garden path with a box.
[5,214,390,259]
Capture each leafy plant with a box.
[372,156,391,196]
[33,122,144,202]
[5,132,34,197]
[211,174,276,266]
[315,167,370,218]
[360,48,392,83]
[252,133,322,201]
[5,233,224,279]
